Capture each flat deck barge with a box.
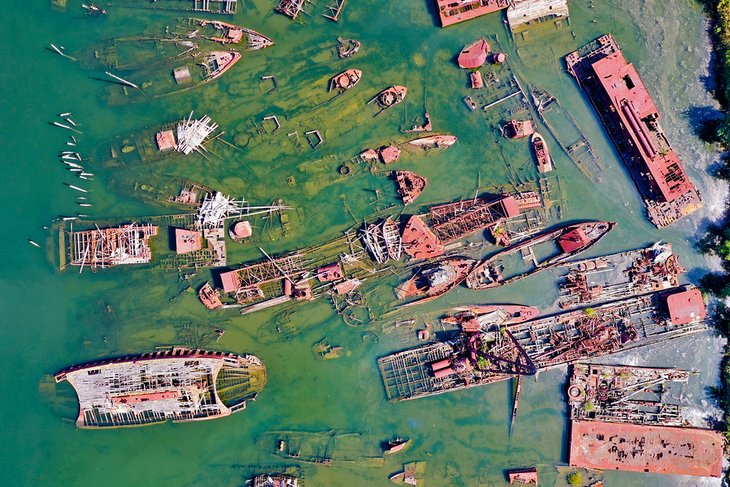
[567,363,690,426]
[569,420,723,477]
[55,347,266,428]
[379,286,706,401]
[556,242,684,309]
[566,35,702,227]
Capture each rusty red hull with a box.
[569,420,723,478]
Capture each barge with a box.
[378,286,706,401]
[55,347,266,428]
[565,34,702,227]
[567,363,691,426]
[556,242,684,309]
[566,362,723,478]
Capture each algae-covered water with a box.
[0,0,726,485]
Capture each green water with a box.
[1,0,724,485]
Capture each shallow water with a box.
[0,0,725,486]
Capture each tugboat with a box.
[531,132,553,173]
[466,221,615,290]
[329,68,362,92]
[369,86,407,114]
[394,171,428,205]
[396,257,476,308]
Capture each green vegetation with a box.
[567,471,582,486]
[582,307,596,317]
[700,0,730,468]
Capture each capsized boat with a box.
[193,19,274,50]
[406,134,457,149]
[396,257,476,308]
[450,304,540,324]
[329,68,362,92]
[105,50,241,105]
[531,132,553,173]
[381,217,402,261]
[369,86,407,110]
[394,171,427,206]
[466,221,615,290]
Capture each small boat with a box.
[389,461,423,486]
[329,68,362,92]
[451,304,540,324]
[199,282,223,309]
[407,134,457,149]
[463,96,477,111]
[470,71,483,89]
[384,438,411,454]
[531,132,553,173]
[466,221,615,290]
[394,171,427,206]
[396,257,476,308]
[381,217,402,261]
[28,239,41,248]
[337,37,360,58]
[369,86,407,110]
[82,3,107,15]
[458,38,490,69]
[194,19,274,50]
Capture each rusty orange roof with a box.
[590,51,696,203]
[174,228,202,255]
[666,288,706,325]
[569,420,723,478]
[401,216,444,260]
[219,270,241,293]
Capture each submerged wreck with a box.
[67,223,158,271]
[55,347,266,428]
[379,286,707,401]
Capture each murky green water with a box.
[0,0,725,485]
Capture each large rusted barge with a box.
[556,242,684,309]
[567,363,723,478]
[378,286,706,401]
[55,347,266,428]
[565,34,702,227]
